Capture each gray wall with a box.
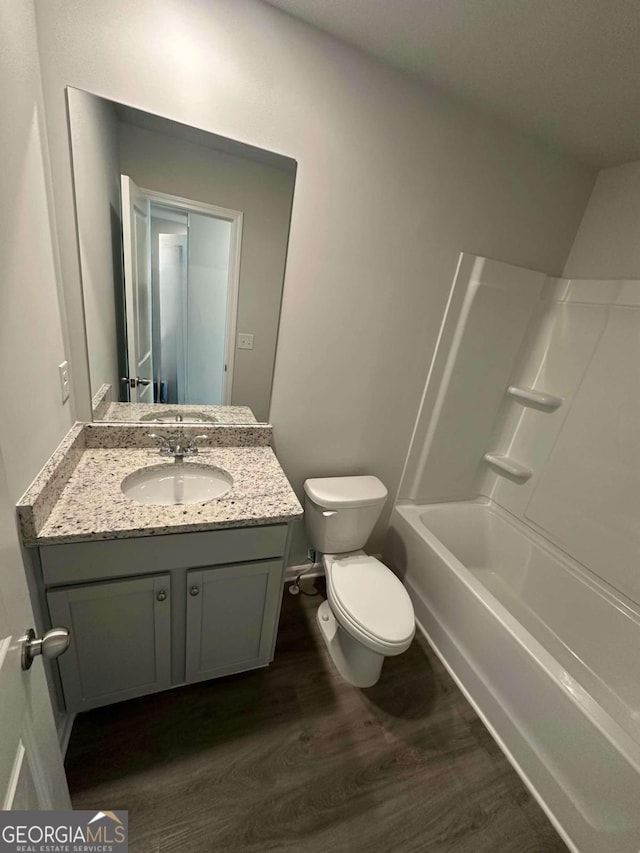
[564,160,640,279]
[36,0,595,562]
[119,123,294,422]
[1,0,75,737]
[0,0,72,502]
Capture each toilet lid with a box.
[328,554,414,646]
[304,476,387,508]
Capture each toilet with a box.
[303,475,415,687]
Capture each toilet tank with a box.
[303,476,388,554]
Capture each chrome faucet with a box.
[148,433,209,463]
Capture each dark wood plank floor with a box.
[65,579,567,853]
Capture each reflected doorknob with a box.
[20,627,71,671]
[120,376,152,388]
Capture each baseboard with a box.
[57,713,76,758]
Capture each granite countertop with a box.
[90,384,258,424]
[18,423,303,547]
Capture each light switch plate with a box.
[58,360,70,404]
[237,333,254,350]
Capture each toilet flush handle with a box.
[322,510,338,517]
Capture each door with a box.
[144,190,243,408]
[158,233,188,404]
[0,448,70,809]
[185,212,234,406]
[47,575,172,713]
[185,561,283,683]
[121,175,154,403]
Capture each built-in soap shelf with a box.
[507,385,562,411]
[483,452,532,482]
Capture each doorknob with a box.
[20,627,70,671]
[121,376,152,388]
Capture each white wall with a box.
[67,88,122,398]
[563,160,640,279]
[119,122,294,421]
[35,0,594,559]
[0,0,72,502]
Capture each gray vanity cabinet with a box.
[47,574,172,712]
[185,561,283,682]
[37,523,292,713]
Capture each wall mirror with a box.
[66,87,297,424]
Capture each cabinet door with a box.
[47,574,172,713]
[186,561,283,683]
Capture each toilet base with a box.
[316,600,385,688]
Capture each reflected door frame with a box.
[141,188,243,405]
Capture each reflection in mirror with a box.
[66,88,297,423]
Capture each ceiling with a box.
[263,0,640,168]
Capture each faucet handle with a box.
[186,434,209,453]
[148,433,174,455]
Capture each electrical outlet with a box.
[237,332,254,350]
[58,360,70,404]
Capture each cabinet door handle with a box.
[190,585,200,596]
[157,589,167,602]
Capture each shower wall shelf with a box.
[483,452,532,482]
[507,385,563,411]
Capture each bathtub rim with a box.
[401,497,640,630]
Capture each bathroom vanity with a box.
[18,422,303,714]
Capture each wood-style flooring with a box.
[65,579,567,853]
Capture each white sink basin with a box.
[121,463,232,505]
[140,410,216,424]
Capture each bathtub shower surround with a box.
[387,254,640,853]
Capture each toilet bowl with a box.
[303,476,415,687]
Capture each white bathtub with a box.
[387,499,640,853]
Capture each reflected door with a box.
[158,233,188,404]
[152,199,238,406]
[186,212,233,405]
[121,175,154,403]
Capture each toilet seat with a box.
[324,553,415,656]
